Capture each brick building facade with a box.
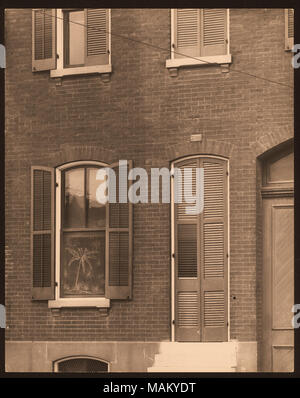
[5,8,294,372]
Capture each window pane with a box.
[87,168,106,228]
[63,168,85,228]
[61,232,105,297]
[68,11,85,66]
[57,358,108,373]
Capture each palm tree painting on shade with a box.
[62,233,105,297]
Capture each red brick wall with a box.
[5,8,293,341]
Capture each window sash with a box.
[171,9,229,59]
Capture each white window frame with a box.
[166,9,232,69]
[50,9,112,78]
[48,161,110,309]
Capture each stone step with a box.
[147,342,238,373]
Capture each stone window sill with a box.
[48,297,110,309]
[50,64,112,79]
[166,54,232,69]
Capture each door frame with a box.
[259,141,294,371]
[170,155,230,342]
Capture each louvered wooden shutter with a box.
[174,9,201,58]
[201,158,228,341]
[201,9,227,56]
[31,167,55,300]
[32,9,56,71]
[85,9,109,66]
[175,159,200,341]
[106,161,133,299]
[285,9,294,51]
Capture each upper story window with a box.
[31,161,133,308]
[166,9,232,70]
[32,8,111,78]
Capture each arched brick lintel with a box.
[252,130,294,159]
[47,144,117,168]
[164,139,236,162]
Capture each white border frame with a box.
[50,9,112,78]
[166,9,232,69]
[170,155,230,342]
[48,160,110,309]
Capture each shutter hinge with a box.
[227,321,229,326]
[107,49,110,54]
[172,43,176,49]
[56,54,59,59]
[55,281,58,287]
[226,253,229,258]
[172,320,176,325]
[226,171,229,176]
[172,253,175,258]
[55,182,59,187]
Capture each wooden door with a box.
[262,196,294,371]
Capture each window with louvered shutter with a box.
[285,9,294,51]
[32,9,56,71]
[85,9,109,66]
[173,9,227,59]
[106,161,133,300]
[31,166,55,300]
[174,157,228,342]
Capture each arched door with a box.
[261,144,294,371]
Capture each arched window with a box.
[54,356,109,373]
[31,160,133,306]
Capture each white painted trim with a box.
[54,161,110,307]
[166,54,232,69]
[49,298,110,308]
[170,163,175,342]
[226,159,230,341]
[227,9,230,55]
[50,64,112,77]
[58,160,109,171]
[53,355,110,372]
[51,9,112,78]
[56,9,64,71]
[170,9,175,60]
[170,155,230,342]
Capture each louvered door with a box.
[201,158,228,341]
[174,157,228,342]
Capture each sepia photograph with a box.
[3,7,295,375]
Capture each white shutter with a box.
[174,9,201,58]
[201,9,227,56]
[85,9,109,66]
